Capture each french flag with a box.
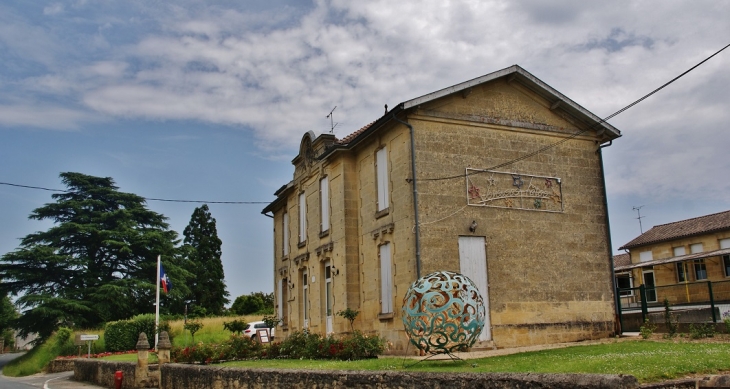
[160,264,172,294]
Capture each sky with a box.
[2,0,730,303]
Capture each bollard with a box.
[114,370,123,389]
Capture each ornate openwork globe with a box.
[401,271,486,354]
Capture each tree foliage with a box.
[0,172,186,339]
[0,293,17,345]
[182,204,229,316]
[230,291,274,315]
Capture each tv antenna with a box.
[632,205,646,233]
[326,106,338,134]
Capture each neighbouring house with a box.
[262,65,621,353]
[615,210,730,309]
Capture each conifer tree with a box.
[0,173,186,339]
[183,204,229,316]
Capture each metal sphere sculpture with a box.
[402,271,486,354]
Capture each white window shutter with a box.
[299,192,306,243]
[379,243,393,313]
[320,178,329,232]
[283,212,289,256]
[376,147,389,211]
[690,243,703,254]
[639,251,653,262]
[721,238,730,249]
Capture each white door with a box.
[458,236,491,341]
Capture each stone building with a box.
[615,210,730,307]
[262,65,621,353]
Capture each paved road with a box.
[0,353,103,389]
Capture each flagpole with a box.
[155,254,160,351]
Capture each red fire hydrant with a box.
[114,370,123,389]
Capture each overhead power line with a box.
[0,181,269,205]
[419,41,730,182]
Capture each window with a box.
[673,246,686,256]
[282,212,289,256]
[616,273,633,296]
[298,192,306,243]
[690,243,703,254]
[302,270,309,328]
[379,243,393,314]
[720,238,730,249]
[677,262,688,282]
[320,177,329,233]
[324,261,333,333]
[639,251,653,262]
[375,146,389,212]
[694,259,707,280]
[724,255,730,277]
[277,279,283,324]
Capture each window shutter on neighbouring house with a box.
[720,238,730,249]
[639,251,653,262]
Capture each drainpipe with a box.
[392,113,422,279]
[599,140,620,334]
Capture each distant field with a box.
[166,315,264,347]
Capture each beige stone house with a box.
[262,65,621,353]
[615,210,730,306]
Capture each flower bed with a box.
[171,331,385,364]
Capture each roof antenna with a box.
[632,205,646,233]
[326,106,338,134]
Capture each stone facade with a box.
[615,211,730,307]
[263,65,621,353]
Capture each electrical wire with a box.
[0,181,269,205]
[419,42,730,182]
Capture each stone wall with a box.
[159,365,639,389]
[74,359,137,389]
[45,358,75,373]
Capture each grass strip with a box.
[214,340,730,383]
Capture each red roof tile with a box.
[612,253,631,267]
[619,210,730,250]
[336,122,374,145]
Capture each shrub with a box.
[723,312,730,334]
[104,314,159,351]
[639,318,656,339]
[338,331,385,360]
[274,330,385,360]
[223,319,247,335]
[689,323,716,339]
[184,320,204,343]
[337,308,360,332]
[663,299,679,338]
[225,334,262,359]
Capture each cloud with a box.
[3,1,730,195]
[43,3,64,15]
[0,103,92,130]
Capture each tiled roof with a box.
[619,210,730,250]
[336,122,373,145]
[613,253,631,267]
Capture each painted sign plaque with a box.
[466,169,563,212]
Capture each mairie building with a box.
[262,65,622,353]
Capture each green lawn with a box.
[214,341,730,383]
